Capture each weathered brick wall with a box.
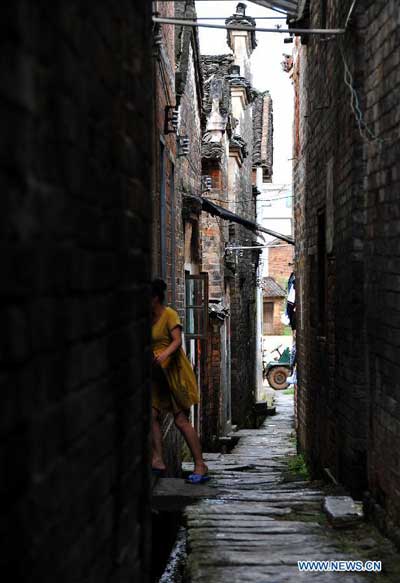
[1,2,153,581]
[152,1,182,477]
[268,243,294,289]
[273,298,286,336]
[201,317,224,449]
[201,154,230,305]
[274,298,286,336]
[229,103,259,428]
[262,298,285,336]
[175,3,203,314]
[202,215,226,299]
[294,0,400,535]
[229,228,259,427]
[152,0,176,294]
[362,0,400,540]
[200,52,232,444]
[200,24,259,434]
[264,243,294,336]
[294,0,369,496]
[292,35,309,462]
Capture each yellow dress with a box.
[152,306,200,413]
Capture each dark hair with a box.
[151,278,167,303]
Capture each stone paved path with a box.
[184,392,400,582]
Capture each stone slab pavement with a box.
[184,392,400,582]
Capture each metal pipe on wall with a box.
[152,16,346,36]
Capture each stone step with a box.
[152,477,219,512]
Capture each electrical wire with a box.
[207,195,293,205]
[338,40,399,146]
[338,41,378,143]
[345,0,358,29]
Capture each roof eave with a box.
[248,0,304,20]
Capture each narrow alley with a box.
[161,392,400,582]
[2,1,400,582]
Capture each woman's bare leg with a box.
[174,412,208,475]
[152,408,166,470]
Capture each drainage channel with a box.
[150,471,221,582]
[157,525,187,583]
[151,509,185,583]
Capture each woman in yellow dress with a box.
[151,279,209,483]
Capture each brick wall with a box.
[229,226,259,428]
[201,317,224,449]
[294,0,370,496]
[152,0,176,293]
[200,28,260,432]
[199,50,232,442]
[1,2,153,581]
[229,104,259,429]
[264,243,293,336]
[268,243,294,289]
[175,0,203,306]
[175,24,203,311]
[200,127,230,302]
[152,1,183,477]
[294,0,400,537]
[363,0,400,541]
[263,298,286,336]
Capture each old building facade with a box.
[151,2,277,455]
[262,240,294,337]
[152,0,208,462]
[152,0,182,476]
[226,8,261,430]
[292,0,400,541]
[2,2,153,581]
[199,3,269,444]
[175,1,207,438]
[200,51,238,445]
[262,276,287,336]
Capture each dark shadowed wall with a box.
[1,2,153,580]
[294,0,400,542]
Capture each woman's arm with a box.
[154,326,182,366]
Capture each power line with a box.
[259,194,293,201]
[227,244,293,250]
[204,196,293,206]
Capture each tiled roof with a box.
[262,276,286,298]
[252,91,273,173]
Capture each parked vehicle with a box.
[263,344,291,390]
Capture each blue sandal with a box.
[186,473,210,484]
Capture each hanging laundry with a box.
[285,272,296,330]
